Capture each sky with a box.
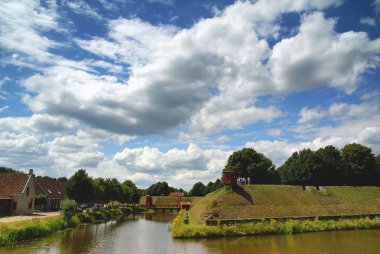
[1,0,380,190]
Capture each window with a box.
[27,187,30,195]
[28,198,33,209]
[12,201,17,210]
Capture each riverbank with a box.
[172,185,380,238]
[0,208,131,246]
[172,209,380,238]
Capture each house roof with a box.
[169,192,184,197]
[0,173,29,197]
[35,178,65,199]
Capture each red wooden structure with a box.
[222,170,237,187]
[180,201,191,210]
[145,195,153,208]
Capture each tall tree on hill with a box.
[189,182,206,196]
[224,148,276,184]
[279,149,319,185]
[65,169,95,204]
[340,143,377,186]
[314,145,342,185]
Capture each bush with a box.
[60,199,77,221]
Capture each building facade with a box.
[0,170,35,216]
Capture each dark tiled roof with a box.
[35,178,65,199]
[0,173,29,197]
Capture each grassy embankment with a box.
[172,185,380,238]
[0,208,131,246]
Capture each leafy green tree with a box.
[65,169,95,204]
[122,180,141,205]
[101,178,123,203]
[189,182,206,196]
[0,166,19,173]
[279,149,319,185]
[341,143,377,185]
[34,194,47,207]
[224,148,276,184]
[93,178,105,203]
[314,145,342,185]
[204,178,223,195]
[146,181,171,196]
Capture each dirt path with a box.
[0,212,60,223]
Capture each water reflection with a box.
[0,213,379,254]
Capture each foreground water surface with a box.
[1,213,379,254]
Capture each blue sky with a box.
[1,0,380,190]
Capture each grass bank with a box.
[190,185,380,224]
[0,208,131,246]
[172,185,380,238]
[172,210,380,238]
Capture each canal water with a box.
[1,212,379,254]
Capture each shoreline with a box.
[172,210,380,238]
[0,208,132,246]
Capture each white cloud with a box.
[0,114,77,135]
[298,107,326,123]
[270,12,380,94]
[65,1,102,20]
[0,0,60,63]
[360,16,376,26]
[114,143,230,189]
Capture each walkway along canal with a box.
[0,212,379,254]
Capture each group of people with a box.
[237,176,251,185]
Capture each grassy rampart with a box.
[172,185,380,238]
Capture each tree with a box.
[279,149,319,185]
[146,181,171,196]
[0,166,19,173]
[224,148,276,184]
[204,178,223,195]
[314,145,342,185]
[93,178,105,203]
[101,178,123,203]
[65,169,95,204]
[340,143,377,185]
[189,182,206,196]
[121,180,141,205]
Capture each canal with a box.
[1,213,379,254]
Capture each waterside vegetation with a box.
[172,210,380,238]
[0,207,131,246]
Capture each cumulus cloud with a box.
[114,143,230,188]
[298,107,326,124]
[270,12,380,94]
[0,114,77,135]
[360,16,376,26]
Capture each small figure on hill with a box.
[247,177,251,185]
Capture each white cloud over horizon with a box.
[0,0,380,189]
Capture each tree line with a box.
[224,143,380,186]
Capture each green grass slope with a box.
[189,185,380,224]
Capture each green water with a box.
[1,213,379,254]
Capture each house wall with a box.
[11,174,35,215]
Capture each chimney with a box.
[29,169,33,175]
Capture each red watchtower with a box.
[222,170,237,188]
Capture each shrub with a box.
[60,199,77,221]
